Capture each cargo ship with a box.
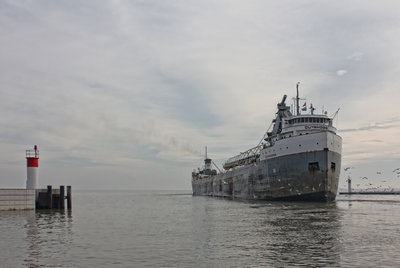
[192,84,342,201]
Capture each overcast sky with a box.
[1,0,400,190]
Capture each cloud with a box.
[336,69,348,76]
[348,52,364,61]
[1,0,400,189]
[340,118,400,132]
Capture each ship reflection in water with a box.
[254,202,341,266]
[191,199,342,267]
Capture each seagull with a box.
[376,171,382,174]
[344,167,354,171]
[361,176,368,180]
[393,168,400,173]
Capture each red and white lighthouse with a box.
[26,145,39,189]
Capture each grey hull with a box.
[192,150,341,202]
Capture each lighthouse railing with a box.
[26,150,39,158]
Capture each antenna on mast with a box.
[205,146,207,159]
[296,82,300,116]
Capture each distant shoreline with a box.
[339,191,400,195]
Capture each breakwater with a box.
[0,185,71,211]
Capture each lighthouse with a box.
[26,145,39,189]
[347,176,352,194]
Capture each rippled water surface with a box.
[1,191,400,267]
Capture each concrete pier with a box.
[0,185,72,211]
[0,189,36,210]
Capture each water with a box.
[1,191,400,267]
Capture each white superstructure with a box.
[260,115,342,161]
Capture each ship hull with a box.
[192,150,341,202]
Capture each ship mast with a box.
[296,82,300,116]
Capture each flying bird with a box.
[361,176,368,180]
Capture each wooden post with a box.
[47,185,52,209]
[66,185,72,210]
[59,185,65,209]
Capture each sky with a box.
[1,0,400,190]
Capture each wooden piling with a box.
[66,185,72,210]
[35,185,72,210]
[59,185,65,209]
[47,185,52,209]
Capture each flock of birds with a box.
[343,167,400,191]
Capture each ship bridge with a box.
[286,116,331,125]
